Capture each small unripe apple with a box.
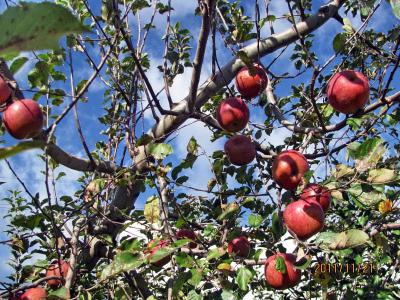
[235,64,268,98]
[224,135,256,166]
[145,239,171,267]
[3,99,43,139]
[283,199,324,240]
[20,287,47,300]
[300,183,331,212]
[0,76,11,105]
[216,97,249,132]
[272,150,309,190]
[46,259,71,288]
[176,229,197,249]
[227,236,250,257]
[327,70,369,114]
[264,253,301,289]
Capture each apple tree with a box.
[0,0,399,299]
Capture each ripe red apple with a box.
[224,135,256,166]
[145,239,171,267]
[227,236,250,257]
[176,229,197,249]
[327,70,369,114]
[264,253,301,290]
[216,97,249,132]
[235,64,268,98]
[46,259,71,288]
[3,99,43,139]
[300,183,331,212]
[20,287,47,300]
[0,76,11,105]
[272,150,309,190]
[283,199,324,240]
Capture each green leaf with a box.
[176,176,189,184]
[332,164,355,179]
[217,203,240,221]
[48,287,69,299]
[0,141,45,160]
[149,247,173,264]
[0,2,89,56]
[187,290,203,300]
[172,239,190,248]
[10,56,28,74]
[101,252,144,280]
[333,33,346,53]
[271,211,285,238]
[119,238,143,252]
[367,169,398,184]
[293,256,312,270]
[188,268,203,287]
[342,17,353,33]
[144,196,159,224]
[221,290,237,300]
[236,267,253,291]
[316,230,369,250]
[349,138,385,169]
[148,143,173,160]
[390,0,400,19]
[347,118,363,130]
[187,137,198,155]
[175,252,194,268]
[348,183,385,206]
[344,229,370,248]
[11,214,43,230]
[207,247,226,260]
[274,256,286,274]
[135,134,153,146]
[173,272,191,296]
[248,214,263,228]
[329,229,369,250]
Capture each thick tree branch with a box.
[188,0,215,111]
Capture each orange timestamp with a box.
[313,263,377,274]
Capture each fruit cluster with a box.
[218,64,268,166]
[0,76,43,140]
[12,260,71,300]
[215,66,370,290]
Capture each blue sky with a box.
[0,0,399,281]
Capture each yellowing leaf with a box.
[378,199,393,215]
[313,268,331,286]
[367,169,398,184]
[144,196,160,224]
[217,263,231,271]
[332,164,355,179]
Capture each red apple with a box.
[145,239,171,267]
[0,76,11,105]
[20,287,47,300]
[300,183,331,212]
[283,199,324,240]
[46,259,71,288]
[3,99,43,139]
[224,135,256,166]
[216,97,249,132]
[272,150,309,190]
[235,64,268,99]
[227,236,250,257]
[264,253,301,290]
[327,70,369,114]
[176,229,197,249]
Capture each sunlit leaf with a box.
[0,2,89,55]
[144,196,159,224]
[0,141,44,160]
